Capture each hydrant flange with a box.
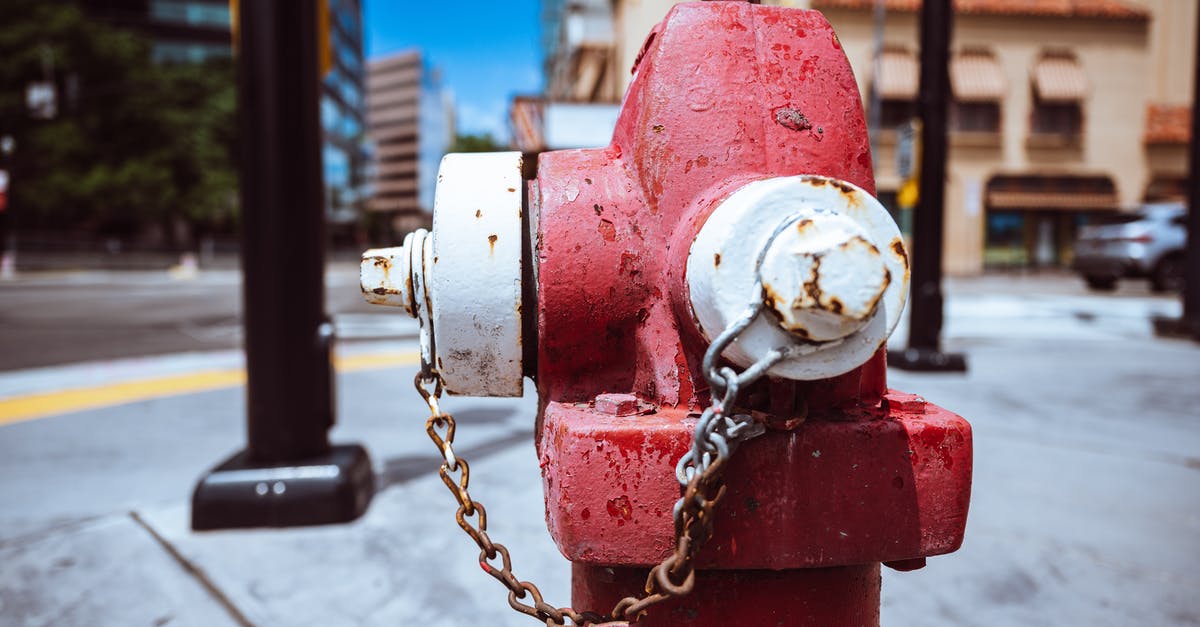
[360,152,526,397]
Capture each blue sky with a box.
[365,1,544,143]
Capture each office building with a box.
[511,0,620,154]
[366,51,454,234]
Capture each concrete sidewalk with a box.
[1,281,1199,626]
[0,344,558,627]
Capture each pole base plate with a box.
[887,347,968,372]
[1152,315,1200,342]
[191,444,374,531]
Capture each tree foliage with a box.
[0,0,237,238]
[449,133,505,153]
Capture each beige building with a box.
[547,0,1194,274]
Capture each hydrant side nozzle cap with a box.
[429,151,526,397]
[360,245,413,311]
[357,153,526,399]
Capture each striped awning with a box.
[1033,55,1088,102]
[951,52,1006,101]
[987,191,1118,210]
[509,97,545,153]
[987,174,1118,211]
[877,49,918,100]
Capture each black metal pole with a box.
[239,0,332,460]
[1185,1,1200,340]
[192,0,373,530]
[889,0,967,371]
[1154,3,1200,342]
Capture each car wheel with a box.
[1151,254,1185,292]
[1085,276,1117,291]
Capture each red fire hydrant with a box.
[362,2,971,625]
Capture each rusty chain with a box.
[412,214,812,625]
[412,301,809,626]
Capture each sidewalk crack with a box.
[128,511,255,627]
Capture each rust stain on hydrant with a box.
[774,106,812,132]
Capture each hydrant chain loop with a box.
[414,302,772,625]
[439,460,472,513]
[702,211,804,396]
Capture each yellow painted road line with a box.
[334,351,419,373]
[0,351,419,427]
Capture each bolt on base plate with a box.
[1151,314,1200,342]
[191,444,374,530]
[887,346,968,373]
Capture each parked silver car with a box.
[1072,202,1187,292]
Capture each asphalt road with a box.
[0,266,396,372]
[0,265,1182,372]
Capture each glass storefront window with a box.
[984,211,1028,268]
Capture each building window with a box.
[152,42,232,64]
[880,99,916,129]
[150,1,231,28]
[949,50,1004,136]
[321,96,341,135]
[951,101,1001,133]
[1031,101,1082,136]
[337,37,361,77]
[1029,51,1086,146]
[873,48,918,131]
[1145,175,1187,202]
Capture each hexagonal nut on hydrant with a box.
[593,393,641,417]
[760,214,891,342]
[360,246,412,310]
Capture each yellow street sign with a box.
[898,177,919,210]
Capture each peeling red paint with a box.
[597,219,616,242]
